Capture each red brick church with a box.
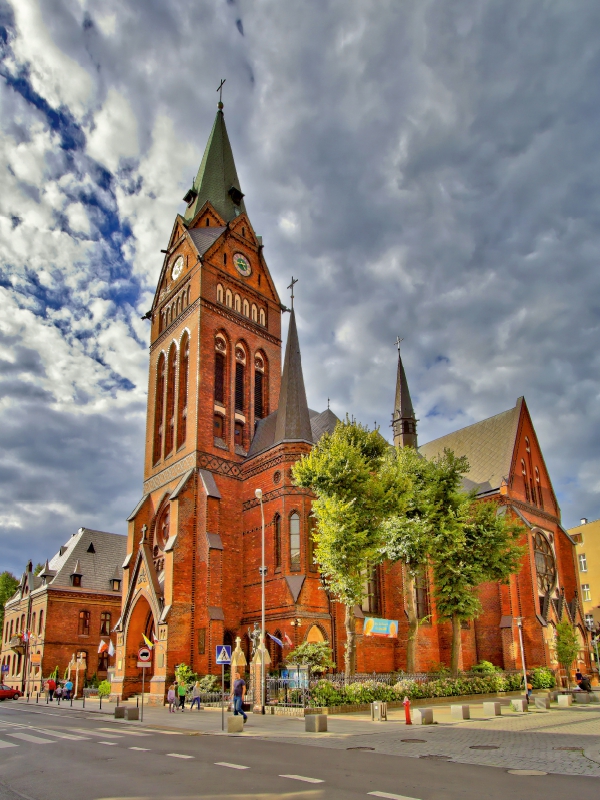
[111,100,590,702]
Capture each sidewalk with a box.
[22,696,600,777]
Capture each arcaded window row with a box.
[216,283,266,327]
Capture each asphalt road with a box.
[0,703,598,800]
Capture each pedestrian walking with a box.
[167,684,176,713]
[47,677,56,702]
[190,681,202,710]
[64,679,73,700]
[231,671,247,723]
[54,684,62,701]
[177,680,186,711]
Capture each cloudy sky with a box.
[1,0,599,575]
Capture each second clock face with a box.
[233,253,251,277]
[171,255,184,281]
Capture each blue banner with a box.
[363,618,398,638]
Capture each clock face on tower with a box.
[233,253,251,277]
[171,255,184,281]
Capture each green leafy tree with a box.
[33,563,44,576]
[293,419,391,676]
[0,572,19,633]
[174,663,197,688]
[429,452,525,675]
[285,641,336,674]
[555,621,580,687]
[98,680,111,697]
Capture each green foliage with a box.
[85,672,99,688]
[33,563,44,576]
[426,662,451,677]
[50,666,59,681]
[471,660,501,674]
[0,571,19,631]
[174,663,197,687]
[285,641,336,674]
[197,674,220,692]
[530,667,556,689]
[555,621,579,676]
[98,680,111,697]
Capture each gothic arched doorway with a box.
[124,594,157,697]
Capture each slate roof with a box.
[248,407,340,458]
[43,527,127,593]
[184,109,246,224]
[273,309,313,445]
[187,226,227,258]
[393,350,415,421]
[418,398,523,494]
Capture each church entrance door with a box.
[124,595,156,698]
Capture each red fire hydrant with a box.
[403,696,412,725]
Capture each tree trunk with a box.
[450,613,462,677]
[404,570,419,674]
[344,605,356,678]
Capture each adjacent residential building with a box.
[568,517,600,635]
[0,528,126,693]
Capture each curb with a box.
[584,746,600,766]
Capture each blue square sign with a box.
[215,645,232,664]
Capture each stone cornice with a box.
[506,497,560,525]
[242,485,313,512]
[201,298,281,346]
[151,296,199,352]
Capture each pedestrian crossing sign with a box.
[215,645,232,664]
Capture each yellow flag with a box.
[142,633,154,650]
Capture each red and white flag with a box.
[98,640,108,654]
[108,640,115,657]
[283,632,293,647]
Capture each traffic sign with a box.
[137,661,151,668]
[215,645,232,664]
[1,664,8,672]
[138,646,152,662]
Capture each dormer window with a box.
[228,186,244,206]
[183,188,197,207]
[70,559,83,587]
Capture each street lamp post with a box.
[255,488,266,713]
[515,617,529,700]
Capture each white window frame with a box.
[579,553,588,572]
[582,583,591,602]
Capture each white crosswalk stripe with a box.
[71,729,122,738]
[215,762,250,770]
[368,793,422,800]
[0,740,19,749]
[30,728,89,741]
[166,753,194,759]
[279,775,324,784]
[97,728,151,737]
[7,732,55,745]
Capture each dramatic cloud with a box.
[1,0,600,573]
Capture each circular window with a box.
[533,531,556,594]
[155,505,170,551]
[273,470,281,485]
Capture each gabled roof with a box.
[45,527,127,593]
[184,108,246,224]
[188,225,227,257]
[419,398,523,494]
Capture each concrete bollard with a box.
[124,707,139,720]
[557,694,573,707]
[114,706,126,718]
[227,716,244,733]
[305,714,328,732]
[483,702,502,716]
[413,708,433,725]
[534,696,550,711]
[511,698,528,713]
[450,704,470,720]
[574,692,590,704]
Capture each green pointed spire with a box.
[183,106,246,223]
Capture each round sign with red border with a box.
[138,647,152,662]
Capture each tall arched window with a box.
[235,346,246,412]
[225,289,232,308]
[100,612,111,636]
[308,515,318,572]
[254,354,266,420]
[243,298,249,317]
[217,284,224,303]
[535,467,544,509]
[153,353,166,464]
[78,610,90,636]
[521,458,530,502]
[177,333,189,449]
[251,303,257,322]
[20,614,24,632]
[274,514,281,569]
[214,336,226,405]
[259,308,266,327]
[290,512,301,571]
[362,567,381,615]
[165,343,177,455]
[38,610,44,635]
[9,620,13,638]
[31,612,36,634]
[155,503,170,551]
[234,294,241,313]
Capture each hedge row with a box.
[307,668,555,707]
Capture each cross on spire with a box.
[288,276,298,309]
[140,524,148,543]
[217,78,226,106]
[395,336,404,352]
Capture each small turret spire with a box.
[392,338,417,449]
[273,307,313,445]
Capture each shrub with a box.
[471,660,500,674]
[98,680,111,697]
[309,679,343,707]
[530,667,555,689]
[286,641,336,674]
[197,674,220,692]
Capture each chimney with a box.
[581,517,588,525]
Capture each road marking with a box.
[0,740,19,749]
[30,728,90,740]
[215,762,250,770]
[129,746,150,751]
[71,729,123,738]
[279,775,324,784]
[98,741,118,746]
[368,794,422,800]
[507,770,547,776]
[7,732,55,744]
[166,753,194,759]
[98,728,150,737]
